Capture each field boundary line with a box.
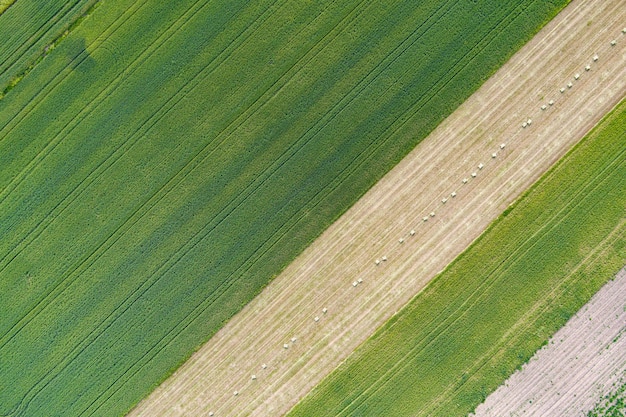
[0,0,88,81]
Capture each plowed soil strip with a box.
[472,268,626,417]
[129,1,626,416]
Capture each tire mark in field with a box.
[0,0,152,197]
[0,0,368,290]
[0,0,274,414]
[0,0,280,279]
[0,0,272,312]
[426,220,626,417]
[424,220,626,416]
[0,1,69,74]
[0,0,364,354]
[1,0,380,412]
[335,148,626,416]
[472,257,626,417]
[17,0,392,412]
[83,1,544,413]
[0,0,394,390]
[0,0,380,348]
[0,0,342,280]
[0,0,282,376]
[0,0,88,83]
[0,0,150,142]
[0,0,191,201]
[0,0,234,206]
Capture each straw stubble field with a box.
[130,1,626,416]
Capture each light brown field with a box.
[129,1,626,416]
[472,267,626,417]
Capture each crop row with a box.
[0,0,569,416]
[0,0,97,95]
[287,99,626,417]
[0,1,16,16]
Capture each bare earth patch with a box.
[129,1,626,416]
[472,268,626,417]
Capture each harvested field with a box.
[472,268,626,417]
[130,1,626,416]
[1,1,571,416]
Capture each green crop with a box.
[0,0,98,96]
[587,379,626,417]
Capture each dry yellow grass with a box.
[129,1,626,415]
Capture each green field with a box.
[0,0,16,16]
[0,0,569,416]
[0,0,97,96]
[287,99,626,417]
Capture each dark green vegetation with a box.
[588,380,626,417]
[287,100,626,417]
[0,0,569,416]
[0,0,98,96]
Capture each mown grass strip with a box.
[0,0,569,416]
[287,99,626,417]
